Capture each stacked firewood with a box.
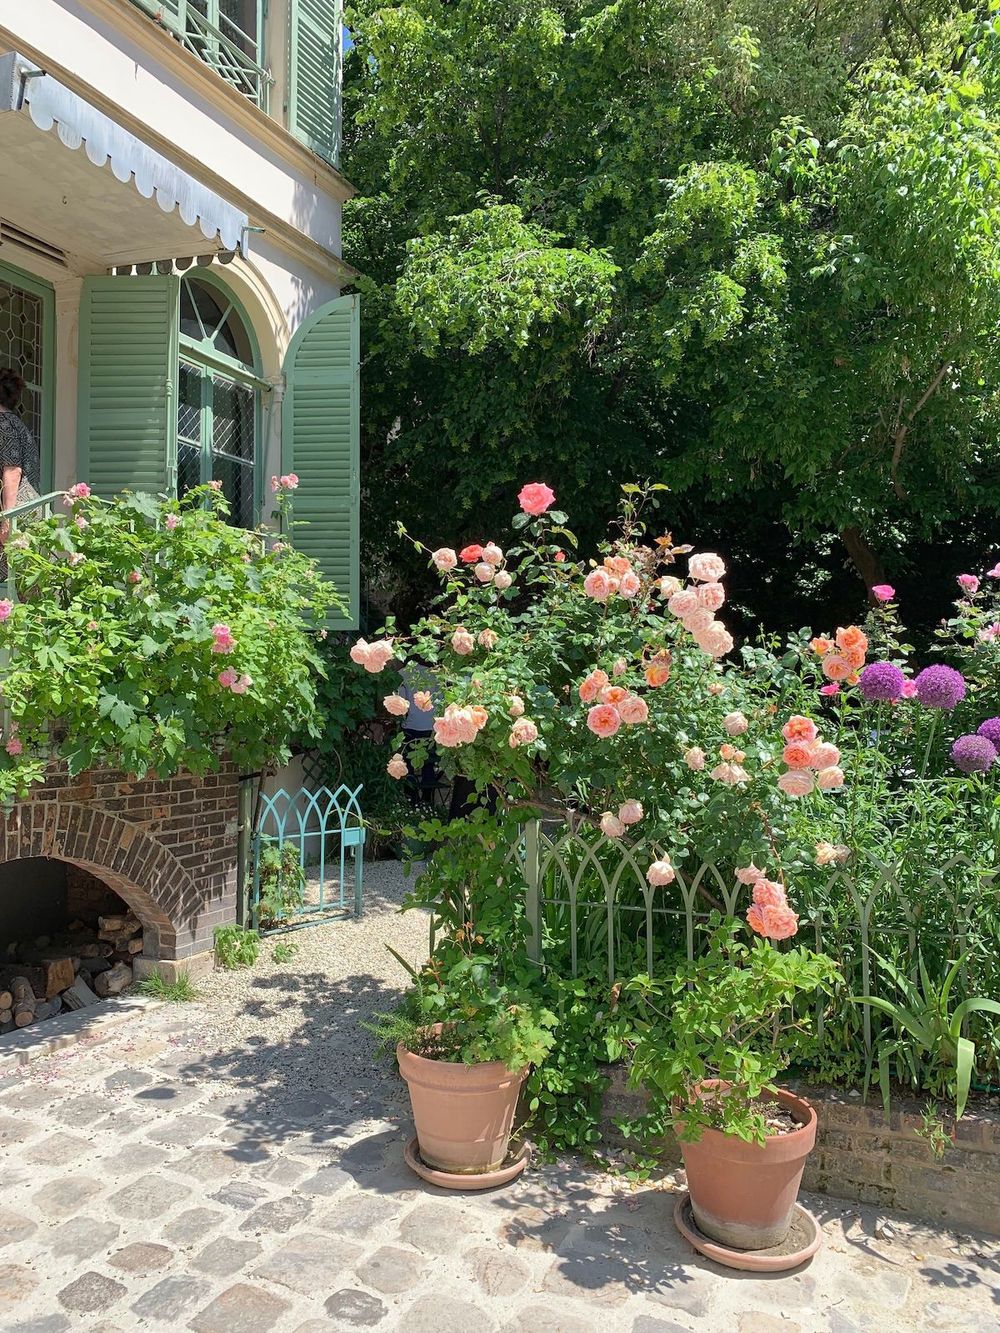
[0,911,141,1035]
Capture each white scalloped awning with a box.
[0,51,248,265]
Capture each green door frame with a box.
[0,257,56,493]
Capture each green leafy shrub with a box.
[0,483,336,798]
[256,843,306,929]
[214,925,260,970]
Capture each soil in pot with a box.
[680,1083,817,1250]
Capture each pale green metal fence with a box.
[511,820,1000,1056]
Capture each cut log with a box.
[78,957,112,977]
[0,990,11,1012]
[127,937,144,954]
[98,913,140,939]
[34,999,61,1021]
[14,1010,33,1028]
[94,963,132,998]
[0,966,45,1000]
[0,1008,11,1024]
[77,940,113,959]
[37,958,74,1000]
[62,976,100,1010]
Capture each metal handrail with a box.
[129,1,272,110]
[2,491,63,601]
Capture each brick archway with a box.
[0,765,242,968]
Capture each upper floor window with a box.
[177,274,267,529]
[131,0,269,108]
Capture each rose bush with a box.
[0,483,335,797]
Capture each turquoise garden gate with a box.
[249,784,365,933]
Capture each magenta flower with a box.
[951,734,997,774]
[218,667,238,688]
[165,514,180,531]
[0,599,12,623]
[871,584,895,603]
[957,573,980,596]
[858,662,905,702]
[211,623,236,654]
[819,683,840,697]
[977,718,1000,747]
[987,563,1000,579]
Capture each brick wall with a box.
[601,1066,1000,1237]
[0,763,243,965]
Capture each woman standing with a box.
[0,368,40,579]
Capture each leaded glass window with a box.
[0,278,43,446]
[177,274,264,528]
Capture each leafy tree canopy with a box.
[343,0,1000,624]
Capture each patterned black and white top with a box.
[0,407,40,495]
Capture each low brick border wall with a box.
[601,1066,1000,1236]
[1,763,242,976]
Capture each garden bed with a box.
[601,1065,1000,1236]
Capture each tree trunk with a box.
[840,526,886,594]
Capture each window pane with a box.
[211,375,255,527]
[212,454,254,529]
[178,441,203,499]
[0,278,44,447]
[178,362,203,445]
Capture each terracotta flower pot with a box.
[397,1040,527,1175]
[679,1082,817,1250]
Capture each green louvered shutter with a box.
[77,276,179,497]
[282,294,359,629]
[288,0,341,167]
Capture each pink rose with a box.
[460,544,484,564]
[819,683,840,697]
[509,717,539,748]
[782,715,818,744]
[694,623,734,658]
[723,711,748,737]
[165,514,180,531]
[618,694,649,725]
[689,553,726,583]
[810,741,841,770]
[696,581,726,612]
[0,600,12,623]
[817,765,845,790]
[872,584,895,603]
[474,561,494,584]
[451,627,475,655]
[211,624,236,655]
[231,673,252,695]
[979,623,1000,643]
[384,694,409,717]
[735,864,765,886]
[493,570,513,592]
[350,638,373,667]
[710,762,749,786]
[684,746,706,771]
[75,515,88,530]
[600,812,625,839]
[751,879,787,909]
[900,680,918,698]
[612,657,628,677]
[667,589,698,619]
[218,667,239,688]
[682,607,714,635]
[364,640,395,674]
[957,574,980,595]
[987,563,1000,579]
[414,691,433,711]
[508,695,525,718]
[778,769,815,797]
[747,902,799,941]
[619,571,641,599]
[127,569,142,584]
[618,800,643,826]
[584,569,613,602]
[587,704,621,738]
[432,547,458,572]
[518,482,556,516]
[387,754,408,780]
[482,542,504,567]
[657,576,682,598]
[478,629,498,648]
[646,859,675,886]
[5,738,22,757]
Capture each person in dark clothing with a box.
[0,369,40,567]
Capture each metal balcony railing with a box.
[130,1,272,111]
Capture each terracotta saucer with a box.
[673,1192,822,1272]
[403,1136,530,1190]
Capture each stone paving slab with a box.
[0,876,997,1332]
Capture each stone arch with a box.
[0,802,202,960]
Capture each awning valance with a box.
[0,51,248,266]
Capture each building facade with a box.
[0,0,359,626]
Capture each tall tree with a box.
[343,1,1000,623]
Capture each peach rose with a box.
[682,607,715,635]
[478,629,499,649]
[482,542,504,566]
[782,742,815,770]
[587,704,621,738]
[667,589,699,618]
[474,561,495,584]
[646,859,676,886]
[822,653,853,682]
[751,879,787,908]
[719,743,738,761]
[710,761,749,786]
[613,657,628,677]
[605,555,632,577]
[696,582,726,612]
[618,694,649,725]
[600,811,625,838]
[781,715,818,744]
[508,694,525,718]
[383,694,409,717]
[816,765,845,790]
[747,902,799,940]
[601,685,629,707]
[695,623,734,657]
[657,576,682,598]
[386,754,408,780]
[778,769,815,797]
[494,570,513,591]
[619,571,641,599]
[809,741,841,770]
[645,662,671,687]
[684,746,706,771]
[432,547,458,572]
[723,711,748,737]
[735,864,765,885]
[579,669,610,704]
[618,800,644,826]
[508,717,539,748]
[836,626,868,657]
[414,690,433,712]
[451,627,475,655]
[689,552,726,583]
[809,637,833,656]
[584,568,614,602]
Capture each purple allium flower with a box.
[858,661,905,702]
[951,734,997,775]
[914,665,966,710]
[977,717,1000,747]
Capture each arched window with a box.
[177,273,266,528]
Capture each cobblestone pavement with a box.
[0,872,998,1331]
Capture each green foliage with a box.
[255,843,306,930]
[214,925,260,971]
[854,951,1000,1119]
[272,940,300,964]
[626,917,839,1144]
[344,0,1000,614]
[136,970,197,1002]
[0,485,336,798]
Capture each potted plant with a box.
[627,903,838,1253]
[370,948,556,1181]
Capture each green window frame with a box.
[0,257,55,493]
[131,1,269,108]
[177,272,269,526]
